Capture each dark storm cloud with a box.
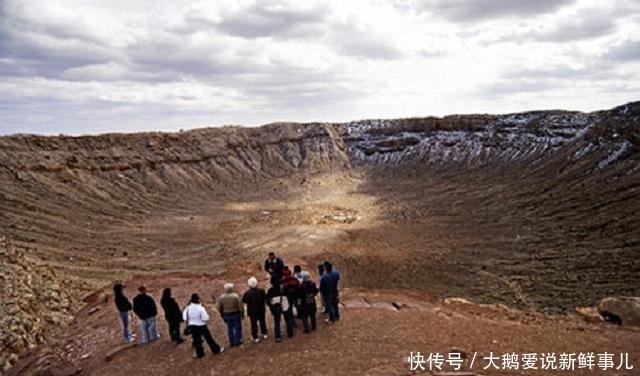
[415,0,576,22]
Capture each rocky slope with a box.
[342,102,639,168]
[0,236,76,372]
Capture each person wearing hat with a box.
[242,277,268,343]
[217,283,244,347]
[300,271,319,333]
[183,293,223,358]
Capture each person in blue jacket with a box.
[320,261,341,323]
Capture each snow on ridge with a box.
[343,112,594,165]
[597,140,633,170]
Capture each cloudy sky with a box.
[0,0,638,135]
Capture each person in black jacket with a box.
[161,288,185,345]
[300,271,319,332]
[280,266,301,328]
[266,280,294,342]
[113,283,133,343]
[132,285,160,344]
[264,252,284,281]
[242,277,268,343]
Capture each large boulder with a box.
[598,297,640,326]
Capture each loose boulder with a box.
[575,306,603,323]
[598,297,640,326]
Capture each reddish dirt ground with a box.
[8,260,640,376]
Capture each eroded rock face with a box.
[0,236,75,372]
[598,297,640,326]
[341,103,639,168]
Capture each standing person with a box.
[113,283,133,343]
[300,271,319,333]
[132,285,160,344]
[217,283,244,347]
[266,279,294,342]
[160,288,185,345]
[293,265,303,283]
[183,293,224,358]
[324,261,341,322]
[292,265,304,319]
[242,277,268,343]
[264,252,284,281]
[317,264,327,314]
[281,266,301,323]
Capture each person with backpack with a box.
[242,277,268,343]
[132,285,160,344]
[160,288,185,345]
[217,283,244,348]
[266,278,294,342]
[300,271,319,333]
[183,293,224,358]
[113,283,134,343]
[281,266,301,325]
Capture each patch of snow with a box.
[572,143,596,161]
[597,141,633,170]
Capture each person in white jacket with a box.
[183,293,224,358]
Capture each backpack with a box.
[305,291,316,306]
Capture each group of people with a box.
[112,252,342,359]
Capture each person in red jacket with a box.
[281,266,301,327]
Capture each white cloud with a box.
[0,0,638,135]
